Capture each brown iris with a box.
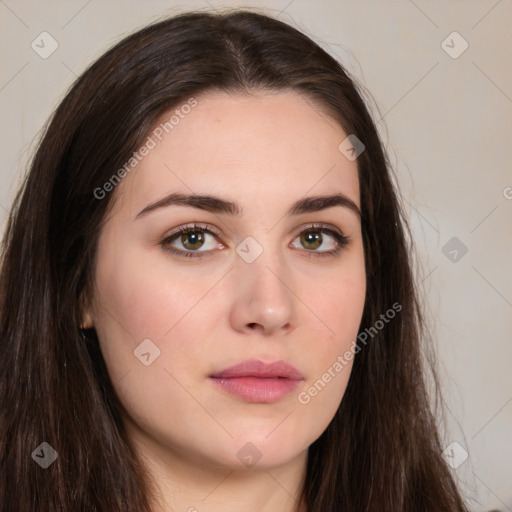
[300,230,322,250]
[180,230,205,250]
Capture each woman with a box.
[0,9,468,512]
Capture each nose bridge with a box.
[237,238,290,300]
[230,236,296,333]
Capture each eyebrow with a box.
[135,192,361,220]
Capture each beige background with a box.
[1,1,511,510]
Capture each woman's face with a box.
[83,89,366,472]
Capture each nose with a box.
[228,249,297,336]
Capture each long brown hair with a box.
[0,9,468,511]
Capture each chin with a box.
[218,432,308,470]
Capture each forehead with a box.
[112,89,360,218]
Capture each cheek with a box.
[295,265,366,427]
[316,289,364,381]
[90,246,221,431]
[91,239,231,394]
[94,242,217,338]
[312,268,366,352]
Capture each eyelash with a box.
[160,222,350,259]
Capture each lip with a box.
[210,359,304,403]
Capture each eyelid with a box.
[164,222,223,240]
[292,222,347,240]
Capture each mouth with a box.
[209,359,304,403]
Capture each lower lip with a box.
[210,376,302,403]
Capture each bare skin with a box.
[82,89,366,512]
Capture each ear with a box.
[80,308,94,329]
[79,290,95,329]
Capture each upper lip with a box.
[210,359,303,380]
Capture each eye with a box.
[290,224,350,258]
[160,222,350,260]
[161,223,224,259]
